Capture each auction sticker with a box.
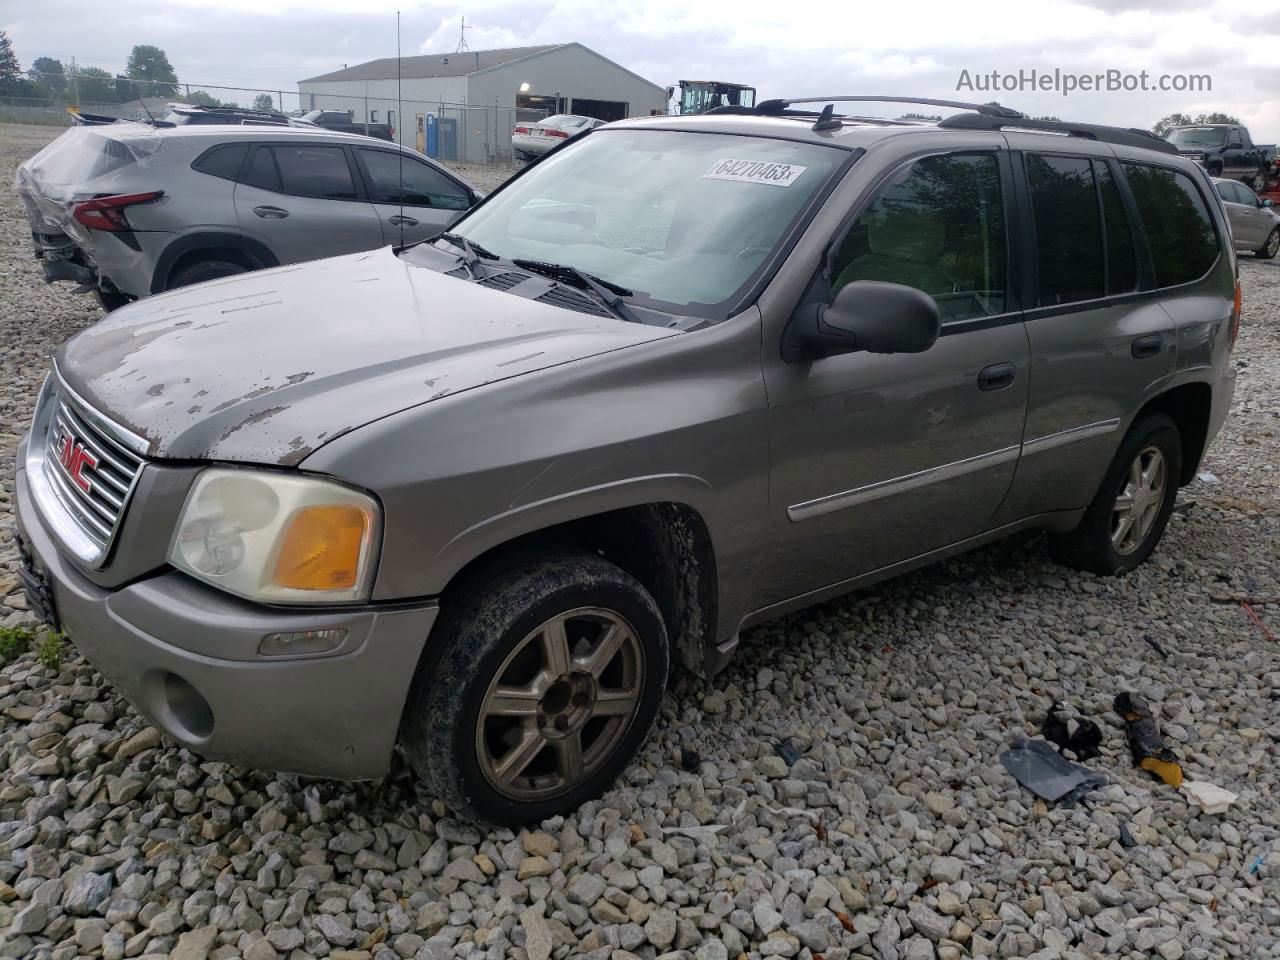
[703,158,808,187]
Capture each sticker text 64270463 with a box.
[702,158,808,187]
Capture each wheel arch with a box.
[1135,380,1213,485]
[150,232,279,293]
[428,499,720,681]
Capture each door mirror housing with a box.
[782,281,942,362]
[1262,198,1274,208]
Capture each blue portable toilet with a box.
[426,114,439,158]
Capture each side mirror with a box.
[782,281,941,362]
[1263,198,1274,208]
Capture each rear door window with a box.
[1123,163,1218,287]
[242,146,282,192]
[271,145,359,200]
[831,153,1007,323]
[1025,155,1105,305]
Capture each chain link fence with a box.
[3,75,547,165]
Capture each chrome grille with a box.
[31,377,148,564]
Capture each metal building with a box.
[297,43,668,164]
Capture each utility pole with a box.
[69,57,79,107]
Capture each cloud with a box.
[3,0,1276,139]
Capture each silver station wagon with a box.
[17,97,1238,823]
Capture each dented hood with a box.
[56,247,677,465]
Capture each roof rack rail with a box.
[754,96,1026,119]
[938,112,1177,154]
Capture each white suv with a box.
[16,122,478,310]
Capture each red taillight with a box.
[545,129,569,139]
[72,191,163,232]
[513,125,529,135]
[1230,278,1242,348]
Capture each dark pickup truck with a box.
[300,109,395,142]
[1164,123,1276,191]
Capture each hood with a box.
[57,247,678,465]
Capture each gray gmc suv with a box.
[16,98,1239,824]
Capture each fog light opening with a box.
[259,627,347,658]
[163,673,214,740]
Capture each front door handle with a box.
[1131,334,1163,359]
[388,215,419,226]
[253,205,289,219]
[978,362,1017,392]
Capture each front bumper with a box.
[15,464,438,780]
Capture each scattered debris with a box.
[1114,692,1183,788]
[999,738,1107,806]
[1182,780,1239,815]
[1118,821,1137,848]
[679,747,701,772]
[1172,498,1197,516]
[1197,471,1219,484]
[1041,701,1103,761]
[775,740,800,766]
[1242,603,1276,642]
[1144,636,1170,659]
[1214,495,1266,514]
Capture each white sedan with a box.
[511,115,604,160]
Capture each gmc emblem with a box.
[57,431,98,495]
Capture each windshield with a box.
[1165,127,1227,148]
[446,129,845,315]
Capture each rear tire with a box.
[1050,413,1182,576]
[1258,228,1280,260]
[94,289,133,312]
[1252,167,1270,193]
[167,258,247,290]
[401,549,669,825]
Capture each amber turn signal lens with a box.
[272,505,369,591]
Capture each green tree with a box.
[74,66,118,103]
[29,56,65,94]
[184,89,231,107]
[252,92,274,112]
[1153,111,1241,136]
[0,30,22,92]
[125,44,178,97]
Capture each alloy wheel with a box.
[1111,445,1167,555]
[475,607,644,800]
[1267,231,1279,258]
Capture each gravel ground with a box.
[0,122,1277,960]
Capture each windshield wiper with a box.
[437,232,498,279]
[512,259,640,324]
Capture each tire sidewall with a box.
[1089,416,1182,573]
[169,259,247,290]
[1261,228,1279,260]
[411,557,669,825]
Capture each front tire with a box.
[1050,413,1182,576]
[1252,167,1270,193]
[401,549,669,825]
[1259,228,1280,260]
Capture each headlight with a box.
[168,468,380,603]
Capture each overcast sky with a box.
[6,0,1280,135]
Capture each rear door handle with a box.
[388,215,419,226]
[978,362,1016,391]
[253,205,289,219]
[1131,334,1163,359]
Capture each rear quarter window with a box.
[1122,162,1219,288]
[191,143,249,181]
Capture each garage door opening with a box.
[570,99,628,122]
